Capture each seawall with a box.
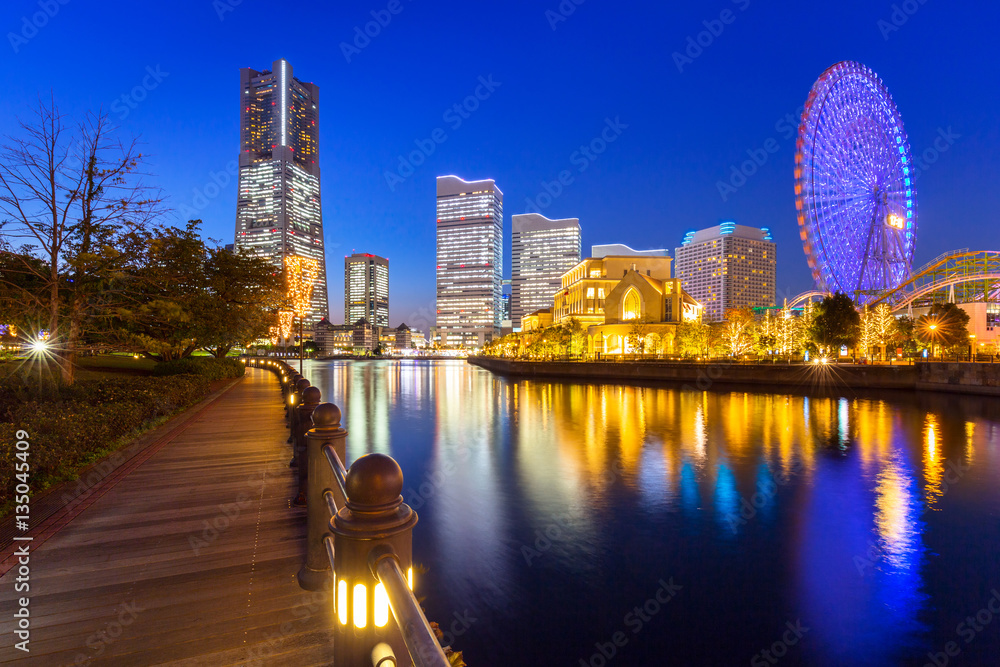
[467,358,1000,397]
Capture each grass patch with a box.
[77,354,158,373]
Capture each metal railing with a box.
[244,357,449,667]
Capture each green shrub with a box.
[0,374,214,511]
[151,357,245,380]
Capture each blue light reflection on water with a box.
[304,359,1000,666]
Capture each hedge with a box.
[0,374,213,511]
[151,357,246,380]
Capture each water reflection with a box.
[304,359,1000,666]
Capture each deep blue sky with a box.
[3,0,998,325]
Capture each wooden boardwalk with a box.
[0,369,334,666]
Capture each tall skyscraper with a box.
[511,214,581,327]
[435,175,503,348]
[234,58,329,327]
[345,253,389,328]
[674,222,776,321]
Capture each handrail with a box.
[375,555,451,667]
[322,490,339,519]
[322,443,349,510]
[244,357,453,667]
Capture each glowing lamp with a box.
[886,213,906,230]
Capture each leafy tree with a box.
[722,307,755,357]
[809,293,860,353]
[565,317,586,357]
[916,302,971,355]
[118,222,205,361]
[754,309,778,356]
[892,315,921,359]
[676,321,709,357]
[193,245,282,358]
[626,317,651,355]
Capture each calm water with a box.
[304,359,1000,666]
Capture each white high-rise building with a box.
[435,175,503,348]
[674,222,776,322]
[345,253,389,328]
[234,58,329,327]
[511,214,581,326]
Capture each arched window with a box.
[622,288,641,320]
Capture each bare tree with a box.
[0,97,161,383]
[0,98,82,350]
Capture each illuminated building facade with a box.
[345,253,389,328]
[674,222,775,321]
[234,58,329,327]
[511,214,581,327]
[435,175,503,348]
[553,252,673,328]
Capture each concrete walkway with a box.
[0,368,333,665]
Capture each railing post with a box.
[289,378,310,443]
[331,454,418,666]
[293,386,321,506]
[297,402,346,591]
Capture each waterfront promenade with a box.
[0,368,333,665]
[469,357,1000,396]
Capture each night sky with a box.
[3,0,998,326]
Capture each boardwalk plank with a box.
[0,369,334,666]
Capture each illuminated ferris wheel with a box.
[795,61,916,303]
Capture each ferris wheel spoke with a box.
[795,61,915,300]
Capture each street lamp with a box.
[970,334,976,362]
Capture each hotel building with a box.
[511,214,581,327]
[674,222,776,321]
[435,176,503,348]
[234,58,329,327]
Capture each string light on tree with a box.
[285,254,320,373]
